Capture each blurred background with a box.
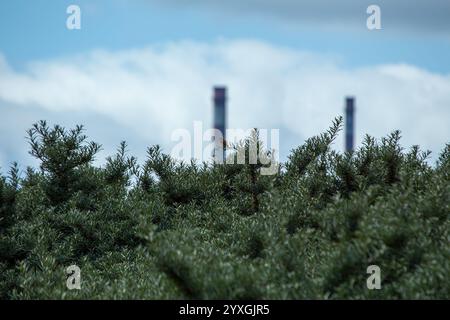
[0,0,449,170]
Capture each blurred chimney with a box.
[213,86,227,162]
[345,96,355,152]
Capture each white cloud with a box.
[0,39,449,169]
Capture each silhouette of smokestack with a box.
[213,86,227,162]
[345,96,355,152]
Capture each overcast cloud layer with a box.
[0,39,449,170]
[154,0,450,34]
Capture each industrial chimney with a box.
[345,96,355,152]
[213,86,227,162]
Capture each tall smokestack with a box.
[345,96,355,152]
[213,86,227,162]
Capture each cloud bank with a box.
[0,39,449,170]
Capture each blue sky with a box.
[2,0,450,72]
[1,0,449,170]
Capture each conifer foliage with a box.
[0,119,448,299]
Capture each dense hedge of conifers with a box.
[0,118,448,299]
